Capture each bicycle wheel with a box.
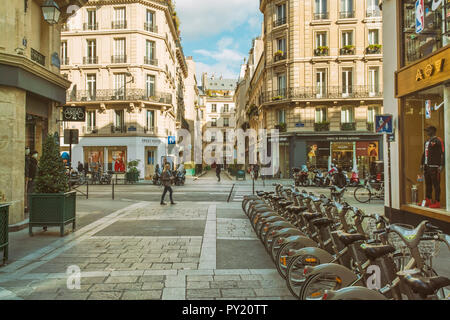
[354,186,371,203]
[286,255,318,299]
[275,242,306,280]
[300,272,344,300]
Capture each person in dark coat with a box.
[216,163,221,182]
[77,161,84,174]
[160,163,176,205]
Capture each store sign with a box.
[142,138,161,144]
[416,58,445,81]
[326,136,361,141]
[63,106,86,122]
[415,0,424,34]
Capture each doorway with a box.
[145,147,157,179]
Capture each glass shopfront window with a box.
[402,0,450,66]
[402,85,446,210]
[108,147,127,173]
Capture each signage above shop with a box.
[325,136,361,141]
[62,106,85,122]
[415,58,445,81]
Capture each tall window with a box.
[146,75,155,97]
[87,111,96,130]
[211,118,217,127]
[367,106,378,123]
[316,32,327,48]
[113,38,126,62]
[61,41,68,64]
[115,110,124,128]
[342,31,353,47]
[223,104,229,113]
[368,67,379,95]
[278,109,286,124]
[277,74,286,97]
[146,10,155,31]
[113,7,126,28]
[366,0,380,17]
[315,0,328,19]
[341,68,353,96]
[340,0,353,18]
[145,40,155,65]
[316,69,327,96]
[277,38,286,53]
[146,110,154,129]
[211,104,217,112]
[87,9,96,30]
[315,107,327,123]
[86,40,96,63]
[341,107,354,123]
[223,118,229,127]
[114,73,126,98]
[368,29,379,45]
[276,3,286,25]
[86,74,96,100]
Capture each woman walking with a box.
[160,163,176,205]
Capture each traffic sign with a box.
[168,136,176,145]
[375,114,393,134]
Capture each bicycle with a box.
[354,178,384,203]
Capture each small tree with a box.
[127,160,141,176]
[34,134,69,193]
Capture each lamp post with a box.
[41,0,61,25]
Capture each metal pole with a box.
[387,134,393,219]
[86,180,89,200]
[112,180,115,200]
[252,176,255,195]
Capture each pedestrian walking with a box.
[216,163,221,182]
[160,163,176,205]
[77,161,84,174]
[253,163,260,181]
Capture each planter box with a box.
[0,203,9,264]
[29,191,76,237]
[125,172,140,183]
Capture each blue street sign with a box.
[295,123,305,127]
[168,136,176,145]
[375,115,393,134]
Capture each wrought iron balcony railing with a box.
[313,12,329,20]
[339,11,355,19]
[366,8,381,18]
[273,17,287,27]
[144,23,158,33]
[341,122,356,131]
[83,56,98,64]
[261,86,382,103]
[314,47,329,56]
[83,23,98,30]
[314,122,330,132]
[144,57,158,66]
[111,20,127,29]
[31,48,45,66]
[61,57,70,65]
[111,55,127,63]
[67,89,173,104]
[340,47,355,55]
[274,53,287,62]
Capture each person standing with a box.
[216,163,221,182]
[420,126,445,208]
[161,163,176,205]
[253,163,260,181]
[77,161,84,174]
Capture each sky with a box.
[175,0,263,83]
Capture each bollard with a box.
[112,180,115,200]
[86,181,89,200]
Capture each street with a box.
[1,171,447,300]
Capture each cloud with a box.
[176,0,261,40]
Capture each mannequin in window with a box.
[420,126,445,208]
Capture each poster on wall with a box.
[86,150,104,172]
[306,141,330,169]
[415,0,425,34]
[425,100,432,119]
[112,151,126,172]
[356,141,379,160]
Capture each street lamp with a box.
[41,0,61,25]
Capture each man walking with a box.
[216,163,221,182]
[161,163,176,205]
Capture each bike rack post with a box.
[227,184,235,203]
[86,181,89,200]
[112,180,115,200]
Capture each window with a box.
[146,10,155,31]
[223,104,229,113]
[367,106,378,123]
[341,107,354,123]
[86,74,96,100]
[277,74,286,97]
[146,110,154,129]
[86,111,96,130]
[278,109,286,124]
[114,73,126,98]
[146,75,155,97]
[340,0,354,18]
[211,104,217,112]
[86,9,97,30]
[341,68,353,96]
[61,41,68,64]
[113,38,126,63]
[315,107,327,123]
[147,150,155,165]
[86,40,96,63]
[113,7,126,28]
[277,38,286,53]
[368,67,379,95]
[211,118,217,127]
[115,110,124,128]
[342,31,353,47]
[368,29,379,45]
[223,118,229,127]
[275,4,286,26]
[315,0,328,19]
[316,32,327,48]
[366,0,380,17]
[316,69,327,96]
[145,40,156,65]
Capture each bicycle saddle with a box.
[390,221,428,248]
[360,244,396,261]
[335,231,366,246]
[311,217,335,229]
[402,274,450,298]
[279,201,294,208]
[302,212,322,221]
[287,206,308,214]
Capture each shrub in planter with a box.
[126,160,141,183]
[29,134,76,237]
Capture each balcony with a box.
[61,57,70,65]
[366,8,381,18]
[111,20,127,29]
[274,123,287,133]
[273,17,287,28]
[339,11,355,19]
[111,55,127,63]
[111,125,126,134]
[340,46,355,55]
[367,122,375,132]
[31,48,45,66]
[274,52,287,62]
[83,56,98,64]
[144,126,157,134]
[144,56,158,66]
[144,23,158,33]
[83,126,98,134]
[341,122,356,131]
[313,12,329,20]
[261,86,382,103]
[67,89,173,104]
[314,47,329,56]
[83,23,98,30]
[314,122,330,132]
[365,45,382,54]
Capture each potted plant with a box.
[246,104,259,118]
[366,44,382,54]
[126,160,141,184]
[274,50,284,57]
[315,46,329,56]
[29,134,76,237]
[275,122,287,132]
[272,96,282,101]
[341,45,355,55]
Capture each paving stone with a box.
[25,293,58,300]
[162,287,185,300]
[254,288,291,297]
[186,289,221,298]
[81,277,107,284]
[88,291,123,300]
[240,275,264,281]
[172,263,197,270]
[259,279,286,288]
[139,275,165,282]
[105,276,138,284]
[150,263,173,270]
[221,288,255,298]
[237,280,262,289]
[114,283,143,291]
[121,290,162,300]
[210,281,239,289]
[89,284,116,292]
[186,282,210,289]
[142,282,164,290]
[85,263,109,270]
[186,275,213,282]
[213,275,241,281]
[55,292,90,300]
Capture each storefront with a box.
[386,0,450,231]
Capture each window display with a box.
[108,147,127,173]
[402,85,446,210]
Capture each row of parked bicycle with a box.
[242,184,450,300]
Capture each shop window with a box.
[402,85,446,210]
[402,0,449,66]
[84,147,104,173]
